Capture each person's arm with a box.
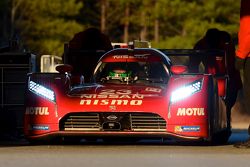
[189,39,204,73]
[236,17,250,59]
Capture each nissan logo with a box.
[106,115,118,120]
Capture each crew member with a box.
[189,28,242,128]
[67,27,113,82]
[235,0,250,115]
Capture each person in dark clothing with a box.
[69,27,113,51]
[219,31,243,112]
[189,28,221,73]
[189,28,242,128]
[66,27,113,82]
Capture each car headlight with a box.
[29,81,55,102]
[170,79,202,103]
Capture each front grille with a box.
[59,112,166,132]
[130,113,166,132]
[61,113,100,131]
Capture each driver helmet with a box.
[107,68,132,81]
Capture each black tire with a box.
[27,137,63,145]
[211,128,231,145]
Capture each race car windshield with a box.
[94,61,169,84]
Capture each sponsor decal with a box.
[113,55,134,59]
[80,94,144,99]
[113,55,149,59]
[31,125,49,130]
[175,126,200,132]
[177,108,205,116]
[80,89,144,106]
[25,107,49,115]
[175,126,183,132]
[80,99,142,106]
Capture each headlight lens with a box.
[170,79,202,103]
[29,81,55,102]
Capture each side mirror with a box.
[170,65,188,74]
[56,64,73,74]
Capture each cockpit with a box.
[94,61,169,84]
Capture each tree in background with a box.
[95,0,240,49]
[151,0,240,49]
[4,0,83,55]
[0,0,241,54]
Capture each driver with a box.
[106,68,132,82]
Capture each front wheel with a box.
[211,128,231,145]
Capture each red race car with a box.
[24,47,231,144]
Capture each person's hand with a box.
[235,57,245,70]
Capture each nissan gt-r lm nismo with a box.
[24,48,231,144]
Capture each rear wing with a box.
[159,49,224,56]
[159,48,228,75]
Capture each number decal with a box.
[100,89,132,95]
[100,89,115,95]
[116,89,132,95]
